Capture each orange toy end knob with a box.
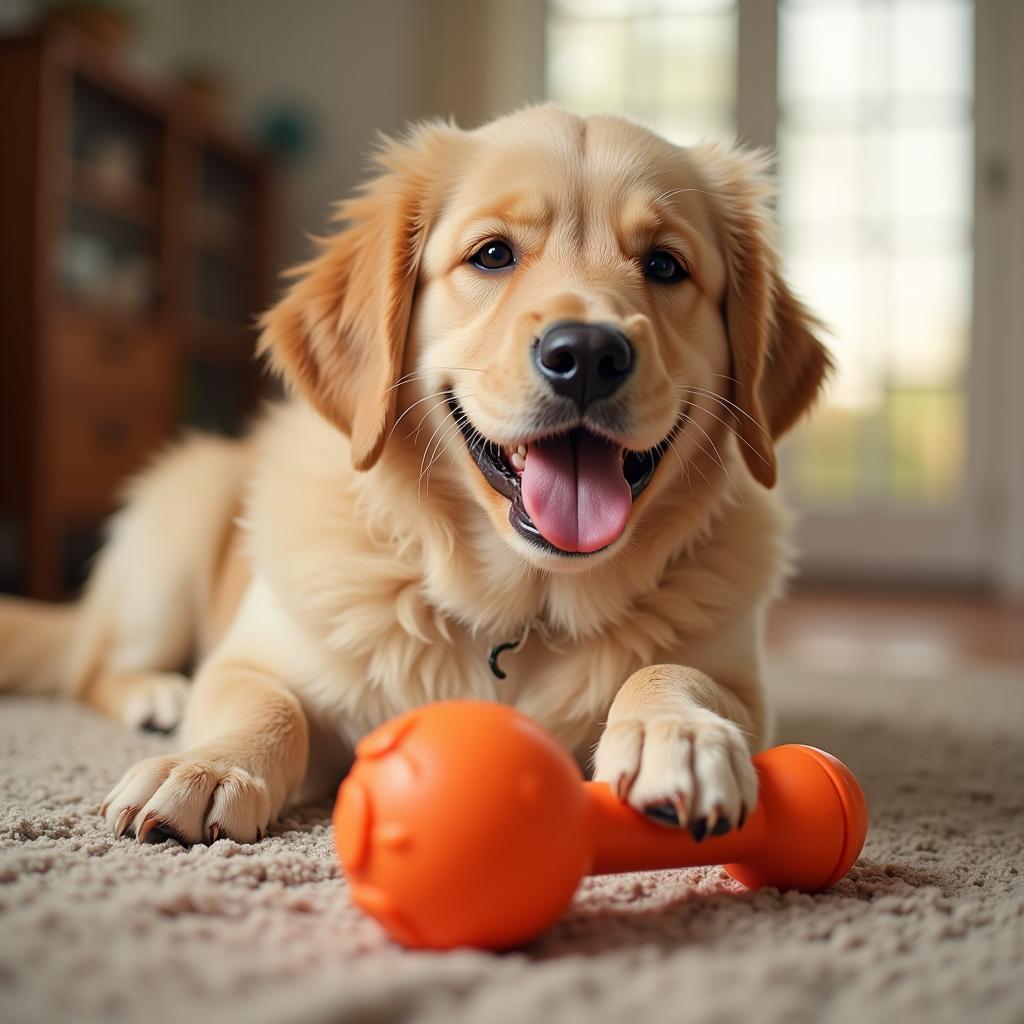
[333,701,592,950]
[725,744,868,892]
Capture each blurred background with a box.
[0,0,1021,668]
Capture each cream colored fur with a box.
[1,106,830,846]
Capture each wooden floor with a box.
[766,585,1024,673]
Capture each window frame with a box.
[734,0,1016,588]
[537,0,1024,593]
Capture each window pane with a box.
[546,1,738,145]
[888,389,965,501]
[789,405,869,504]
[889,252,971,389]
[779,0,974,509]
[655,15,736,108]
[890,125,972,224]
[547,19,632,113]
[780,3,864,104]
[551,0,637,17]
[892,2,972,100]
[787,253,883,408]
[778,129,862,226]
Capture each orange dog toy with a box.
[334,701,868,950]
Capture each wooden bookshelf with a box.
[0,24,276,598]
[66,159,163,227]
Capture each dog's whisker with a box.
[671,371,741,384]
[669,375,753,410]
[439,423,473,474]
[682,413,743,504]
[411,400,455,445]
[396,393,451,435]
[418,421,456,484]
[417,410,458,489]
[675,389,774,469]
[384,370,436,395]
[664,410,735,499]
[653,186,718,205]
[385,366,485,395]
[427,404,487,496]
[683,437,723,495]
[389,391,452,441]
[385,370,426,392]
[425,418,466,478]
[412,400,452,443]
[667,439,690,490]
[411,393,473,444]
[671,378,770,438]
[418,415,467,496]
[678,437,712,491]
[422,422,470,498]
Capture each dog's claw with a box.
[140,717,175,735]
[689,817,708,843]
[671,793,689,827]
[114,806,138,839]
[614,772,633,801]
[706,805,720,834]
[136,811,165,844]
[707,804,731,836]
[643,802,680,827]
[737,804,747,831]
[209,823,221,843]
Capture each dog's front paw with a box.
[593,708,758,839]
[119,672,190,733]
[100,752,271,846]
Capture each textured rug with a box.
[1,658,1022,1024]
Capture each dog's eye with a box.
[470,239,515,271]
[644,250,689,284]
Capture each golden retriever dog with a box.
[0,105,829,847]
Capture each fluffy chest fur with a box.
[242,401,790,756]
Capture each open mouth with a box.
[448,394,677,557]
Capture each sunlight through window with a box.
[546,0,738,144]
[778,0,974,506]
[545,0,974,510]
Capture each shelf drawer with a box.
[46,314,176,401]
[46,397,170,517]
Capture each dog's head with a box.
[259,106,830,569]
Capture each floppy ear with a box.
[693,143,833,488]
[258,122,455,470]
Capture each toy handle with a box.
[584,781,767,874]
[585,744,868,892]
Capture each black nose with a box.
[533,321,634,410]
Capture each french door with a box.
[545,0,1024,590]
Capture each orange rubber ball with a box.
[334,700,592,950]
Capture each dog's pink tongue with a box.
[521,433,631,553]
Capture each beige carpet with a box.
[1,659,1022,1024]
